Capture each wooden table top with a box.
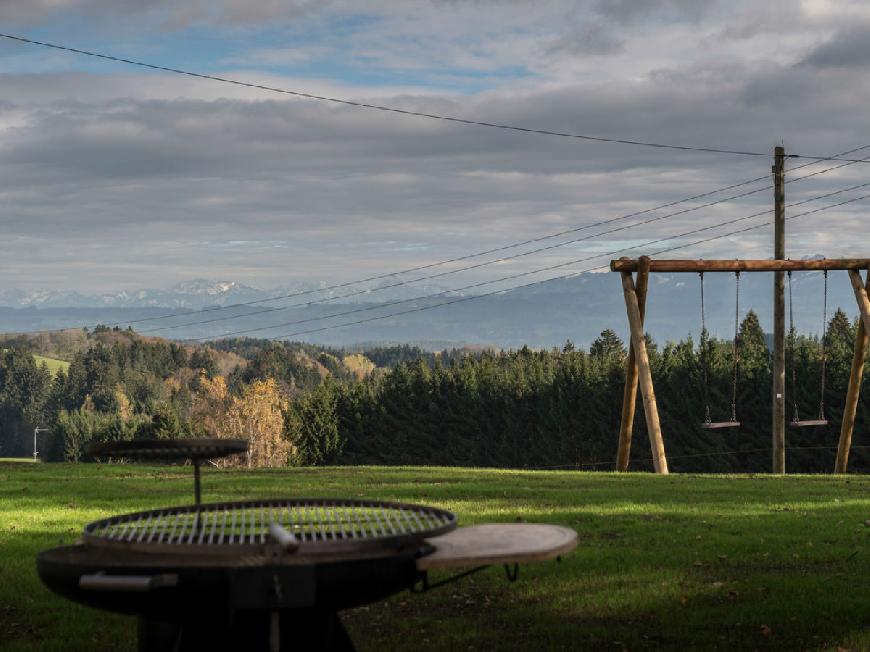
[418,523,577,571]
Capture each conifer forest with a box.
[2,309,867,474]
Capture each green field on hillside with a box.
[32,355,70,374]
[0,464,868,651]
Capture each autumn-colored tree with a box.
[115,385,133,422]
[223,379,292,468]
[342,354,375,380]
[189,374,230,439]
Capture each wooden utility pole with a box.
[620,269,668,474]
[616,256,650,471]
[835,269,870,472]
[772,146,786,474]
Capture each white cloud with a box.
[0,0,869,294]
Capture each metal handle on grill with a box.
[79,573,178,592]
[268,523,300,553]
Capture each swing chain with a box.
[788,270,801,423]
[730,271,740,424]
[699,272,711,424]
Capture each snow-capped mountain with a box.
[0,278,462,310]
[0,280,270,309]
[1,265,855,348]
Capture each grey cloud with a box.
[591,0,717,24]
[800,27,870,68]
[545,24,624,57]
[717,0,807,40]
[1,1,870,294]
[3,52,868,293]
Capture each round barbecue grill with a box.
[39,439,576,651]
[39,498,457,651]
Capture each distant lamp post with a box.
[33,426,49,461]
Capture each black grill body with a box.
[38,543,429,651]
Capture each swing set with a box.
[696,269,830,429]
[610,256,870,475]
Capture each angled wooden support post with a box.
[836,269,870,473]
[849,269,870,333]
[616,256,650,471]
[620,266,668,474]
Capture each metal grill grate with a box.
[83,498,456,555]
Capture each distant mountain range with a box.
[0,278,461,310]
[0,272,860,349]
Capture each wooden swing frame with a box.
[611,256,870,474]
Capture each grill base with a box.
[38,544,427,651]
[138,610,354,652]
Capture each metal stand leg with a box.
[193,462,201,506]
[193,461,202,534]
[324,612,355,652]
[137,618,182,652]
[277,610,356,651]
[171,610,357,651]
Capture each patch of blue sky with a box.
[1,23,235,77]
[2,17,533,95]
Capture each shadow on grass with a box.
[346,552,869,651]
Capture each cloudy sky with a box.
[1,0,869,295]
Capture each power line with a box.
[141,181,772,334]
[264,190,870,340]
[4,32,870,164]
[6,29,868,333]
[141,148,870,334]
[202,184,870,342]
[124,172,772,328]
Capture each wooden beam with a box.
[835,269,870,474]
[616,256,650,472]
[610,259,870,273]
[621,269,668,474]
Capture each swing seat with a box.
[701,421,741,430]
[788,419,828,428]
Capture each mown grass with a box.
[32,355,70,375]
[0,463,868,651]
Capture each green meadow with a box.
[1,463,868,651]
[32,355,70,375]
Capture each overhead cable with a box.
[201,184,870,341]
[141,147,870,334]
[4,32,870,164]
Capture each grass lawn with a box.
[1,463,868,651]
[32,355,70,375]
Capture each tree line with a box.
[1,311,867,472]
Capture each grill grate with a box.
[84,498,456,555]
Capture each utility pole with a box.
[772,146,786,474]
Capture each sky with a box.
[1,0,870,295]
